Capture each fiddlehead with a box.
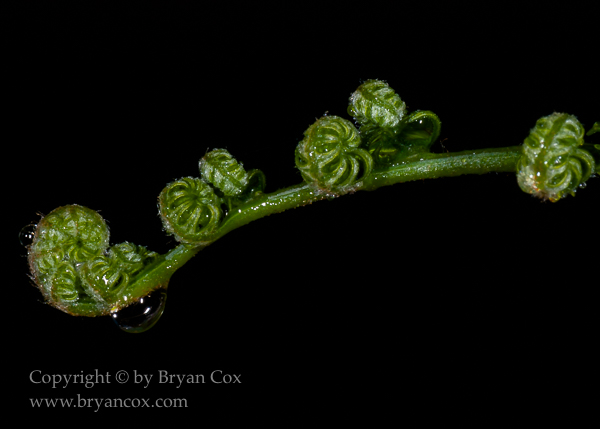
[516,113,596,201]
[159,176,223,244]
[348,79,407,128]
[295,115,373,193]
[28,205,110,316]
[27,205,158,316]
[348,79,441,165]
[200,149,251,197]
[199,148,266,211]
[80,242,159,304]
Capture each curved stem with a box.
[112,243,203,312]
[362,146,522,191]
[137,145,522,294]
[214,146,522,240]
[217,183,326,238]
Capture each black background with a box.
[5,2,598,422]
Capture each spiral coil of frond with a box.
[159,176,223,243]
[80,242,158,303]
[27,205,112,316]
[295,116,373,192]
[199,149,249,197]
[348,79,406,128]
[517,113,595,201]
[348,80,441,166]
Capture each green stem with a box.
[217,182,325,238]
[216,146,522,240]
[362,146,522,191]
[137,145,522,296]
[113,243,203,312]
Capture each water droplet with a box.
[579,182,587,189]
[111,288,167,333]
[19,224,37,247]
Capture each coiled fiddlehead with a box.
[295,115,373,192]
[159,176,223,243]
[199,149,266,212]
[517,113,596,201]
[348,79,441,165]
[348,79,407,129]
[27,205,159,316]
[200,149,250,197]
[80,242,159,304]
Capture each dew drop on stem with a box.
[111,288,167,333]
